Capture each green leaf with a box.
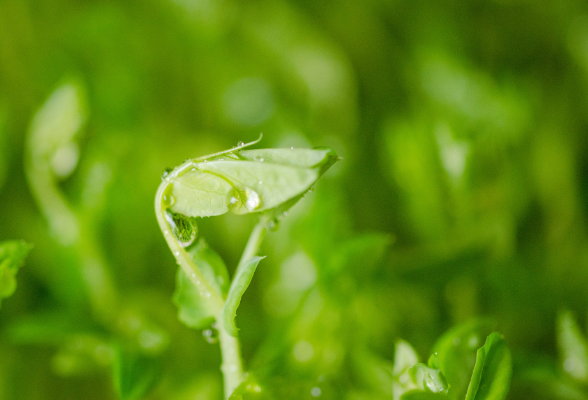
[229,374,332,400]
[557,310,588,383]
[196,161,319,214]
[330,233,392,276]
[222,256,265,336]
[112,347,161,400]
[393,340,420,400]
[172,267,215,330]
[431,319,494,399]
[187,238,230,295]
[0,240,32,309]
[466,333,512,400]
[238,148,337,170]
[409,363,449,394]
[169,169,236,217]
[172,239,231,329]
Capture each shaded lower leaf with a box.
[173,267,215,329]
[112,347,161,400]
[187,238,230,296]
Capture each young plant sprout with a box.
[154,136,338,398]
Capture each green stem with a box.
[154,181,225,314]
[217,215,269,398]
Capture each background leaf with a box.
[0,241,32,308]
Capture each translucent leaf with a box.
[0,240,32,308]
[466,333,512,400]
[169,169,236,217]
[393,340,420,400]
[196,161,319,214]
[409,363,449,394]
[222,256,265,336]
[28,82,86,179]
[431,319,494,399]
[112,347,161,400]
[557,310,588,383]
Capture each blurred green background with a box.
[2,0,588,399]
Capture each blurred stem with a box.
[218,215,269,398]
[25,148,118,325]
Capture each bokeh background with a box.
[2,0,588,399]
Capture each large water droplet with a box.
[202,328,219,344]
[165,210,198,247]
[245,188,261,210]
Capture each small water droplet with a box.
[230,196,238,205]
[267,218,279,232]
[202,327,219,344]
[196,280,201,286]
[204,292,211,298]
[260,158,264,162]
[174,251,180,256]
[308,186,315,192]
[165,210,198,248]
[290,146,294,149]
[161,168,173,181]
[237,141,245,146]
[259,181,263,185]
[164,230,169,235]
[283,211,288,217]
[311,387,322,397]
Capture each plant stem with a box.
[217,215,269,398]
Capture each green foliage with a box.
[557,310,588,384]
[465,333,512,400]
[222,256,265,336]
[0,241,32,309]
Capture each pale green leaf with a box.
[196,161,319,214]
[469,333,512,400]
[222,256,265,336]
[238,148,336,169]
[0,240,33,309]
[169,169,236,217]
[393,340,420,400]
[465,347,485,400]
[557,310,588,383]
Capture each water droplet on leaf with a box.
[245,188,261,210]
[237,141,245,146]
[202,328,219,344]
[165,210,198,247]
[267,218,279,231]
[161,168,173,181]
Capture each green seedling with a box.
[155,136,338,398]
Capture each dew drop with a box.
[259,181,263,185]
[165,210,198,247]
[283,211,288,217]
[229,196,238,205]
[161,168,173,181]
[245,188,261,210]
[290,146,294,149]
[260,158,264,162]
[174,251,180,256]
[202,328,219,344]
[204,292,211,298]
[267,218,279,232]
[237,141,245,146]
